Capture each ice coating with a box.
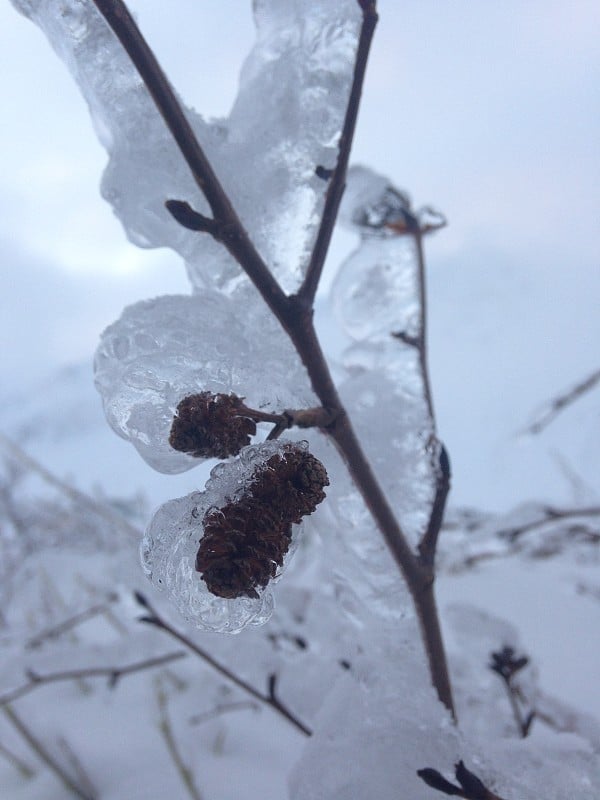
[94,292,315,473]
[330,166,440,548]
[337,164,415,233]
[140,440,308,632]
[331,236,420,342]
[11,0,361,294]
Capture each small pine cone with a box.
[169,392,256,459]
[197,499,292,599]
[195,443,328,599]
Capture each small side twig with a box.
[418,445,451,567]
[2,705,95,800]
[489,647,535,738]
[26,594,119,649]
[188,700,259,726]
[498,505,600,543]
[0,651,186,707]
[417,760,508,800]
[135,592,311,736]
[58,737,98,800]
[0,739,36,778]
[156,680,204,800]
[522,367,600,435]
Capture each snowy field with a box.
[0,1,598,799]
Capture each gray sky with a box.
[0,0,598,508]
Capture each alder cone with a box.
[198,499,292,599]
[196,444,329,599]
[169,392,256,459]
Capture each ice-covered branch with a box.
[299,0,379,303]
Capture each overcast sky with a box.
[0,0,598,508]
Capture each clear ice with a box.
[331,166,440,549]
[94,292,315,473]
[141,440,308,632]
[11,0,362,295]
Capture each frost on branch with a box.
[141,440,328,632]
[11,0,362,294]
[94,293,315,473]
[331,166,441,549]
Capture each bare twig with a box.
[2,705,95,800]
[156,681,204,800]
[0,739,36,778]
[135,592,312,737]
[299,0,379,303]
[0,651,186,707]
[90,0,455,715]
[188,700,259,726]
[489,647,535,739]
[58,737,98,800]
[26,595,119,649]
[523,367,600,435]
[498,505,600,542]
[417,760,508,800]
[0,433,141,541]
[418,445,451,567]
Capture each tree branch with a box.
[522,367,600,435]
[26,595,119,650]
[156,681,204,800]
[0,651,186,707]
[134,593,311,737]
[91,0,455,715]
[298,0,379,303]
[91,0,288,320]
[2,705,96,800]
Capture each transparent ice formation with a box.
[331,235,420,342]
[141,439,307,632]
[338,164,416,234]
[11,0,362,294]
[330,167,440,549]
[94,291,315,472]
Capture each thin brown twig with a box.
[298,0,379,303]
[418,446,451,567]
[0,739,36,778]
[523,367,600,435]
[2,705,95,800]
[57,737,99,800]
[0,651,186,707]
[498,504,600,542]
[156,680,204,800]
[90,0,455,715]
[188,700,260,726]
[26,595,119,650]
[135,593,312,737]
